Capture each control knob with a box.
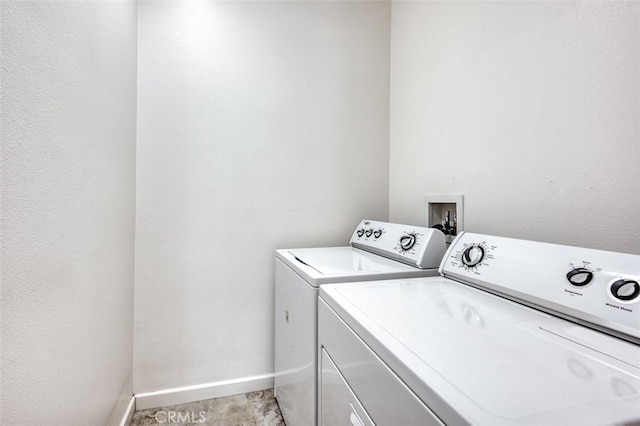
[365,229,373,238]
[462,244,485,267]
[610,279,640,302]
[373,229,382,239]
[566,268,593,287]
[399,234,417,251]
[357,228,365,238]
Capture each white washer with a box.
[274,219,447,426]
[319,232,640,425]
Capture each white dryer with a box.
[319,232,640,425]
[274,219,447,426]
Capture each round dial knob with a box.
[610,279,640,302]
[462,245,485,267]
[566,268,593,287]
[365,229,373,238]
[399,234,417,251]
[373,229,382,239]
[357,228,365,237]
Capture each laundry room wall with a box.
[135,0,390,400]
[389,1,640,254]
[1,1,137,425]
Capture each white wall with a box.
[0,1,137,425]
[389,1,640,254]
[134,0,390,397]
[7,1,632,419]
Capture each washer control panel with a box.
[441,232,640,343]
[350,220,447,269]
[461,243,487,268]
[609,278,640,302]
[566,267,594,287]
[446,240,496,275]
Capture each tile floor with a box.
[129,389,286,426]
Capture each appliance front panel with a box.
[350,220,446,269]
[274,259,317,426]
[440,232,640,342]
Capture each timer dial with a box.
[462,244,485,267]
[566,268,593,287]
[610,279,640,302]
[399,234,417,251]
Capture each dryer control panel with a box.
[350,220,446,270]
[440,232,640,344]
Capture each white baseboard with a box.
[119,397,136,426]
[106,378,136,426]
[134,373,275,410]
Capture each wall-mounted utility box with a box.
[425,194,464,244]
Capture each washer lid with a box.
[288,247,417,275]
[321,278,640,426]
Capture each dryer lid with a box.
[288,247,417,276]
[322,278,640,426]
